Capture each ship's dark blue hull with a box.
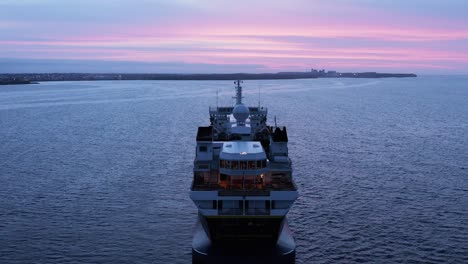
[192,215,296,264]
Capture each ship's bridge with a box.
[219,141,267,174]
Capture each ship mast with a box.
[234,80,243,105]
[232,80,249,126]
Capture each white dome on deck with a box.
[233,103,250,123]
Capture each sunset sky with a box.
[1,0,468,74]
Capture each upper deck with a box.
[191,178,297,193]
[192,81,295,193]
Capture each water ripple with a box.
[1,77,467,263]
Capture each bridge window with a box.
[220,159,266,170]
[199,146,207,152]
[240,161,247,170]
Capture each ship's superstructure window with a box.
[199,146,207,152]
[220,174,227,181]
[240,161,247,169]
[198,200,216,209]
[197,164,209,169]
[244,200,271,215]
[219,159,267,169]
[218,200,243,215]
[257,160,262,168]
[272,200,291,209]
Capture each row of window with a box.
[219,159,267,169]
[197,200,290,210]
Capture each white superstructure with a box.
[190,80,298,243]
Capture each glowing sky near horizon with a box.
[1,0,468,73]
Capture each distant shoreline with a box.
[0,80,37,85]
[0,72,417,85]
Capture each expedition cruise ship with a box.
[190,81,298,261]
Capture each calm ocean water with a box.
[0,77,467,263]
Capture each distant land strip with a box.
[0,72,417,85]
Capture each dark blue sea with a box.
[0,77,467,263]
